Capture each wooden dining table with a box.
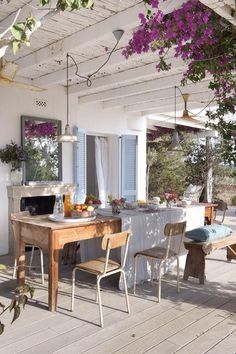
[12,214,121,312]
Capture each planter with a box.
[10,168,23,185]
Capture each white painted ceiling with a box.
[0,0,235,128]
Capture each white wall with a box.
[0,86,146,255]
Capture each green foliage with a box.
[0,141,28,171]
[147,138,187,198]
[0,284,34,335]
[231,196,236,206]
[24,138,59,181]
[147,134,233,200]
[11,16,37,54]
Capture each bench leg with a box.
[183,248,206,285]
[227,244,236,262]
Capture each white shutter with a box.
[121,135,137,202]
[73,126,86,203]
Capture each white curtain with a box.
[95,137,108,208]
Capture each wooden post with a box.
[204,136,213,203]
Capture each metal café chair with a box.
[71,229,131,328]
[214,201,228,224]
[11,212,45,284]
[133,221,186,302]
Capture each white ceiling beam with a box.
[31,0,187,86]
[103,80,211,109]
[16,2,145,72]
[69,56,185,96]
[124,89,212,113]
[155,117,206,129]
[33,46,127,86]
[125,93,210,113]
[146,113,208,129]
[77,70,186,104]
[0,0,57,30]
[142,99,217,115]
[200,0,236,26]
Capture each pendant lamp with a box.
[57,53,79,143]
[168,86,182,151]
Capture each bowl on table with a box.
[124,201,137,210]
[181,199,192,207]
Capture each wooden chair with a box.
[11,212,45,284]
[214,201,228,224]
[133,221,186,302]
[183,185,203,202]
[71,230,131,327]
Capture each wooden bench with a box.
[183,234,236,284]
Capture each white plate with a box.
[48,214,96,223]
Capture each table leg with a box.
[49,231,59,312]
[15,221,25,285]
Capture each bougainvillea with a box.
[123,0,236,164]
[25,121,57,139]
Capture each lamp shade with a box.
[168,130,182,151]
[57,124,79,143]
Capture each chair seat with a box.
[135,246,177,260]
[75,257,121,275]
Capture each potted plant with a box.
[0,141,28,185]
[108,195,126,214]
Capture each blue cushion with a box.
[185,224,233,242]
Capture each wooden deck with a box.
[0,209,236,354]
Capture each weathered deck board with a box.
[0,243,235,354]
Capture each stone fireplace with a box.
[7,183,76,253]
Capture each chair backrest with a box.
[164,221,186,258]
[101,229,131,273]
[215,201,228,224]
[183,185,203,202]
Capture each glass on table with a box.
[53,194,64,216]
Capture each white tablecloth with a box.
[80,206,205,289]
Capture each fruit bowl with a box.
[70,203,96,218]
[71,210,96,218]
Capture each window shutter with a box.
[120,135,137,202]
[73,126,86,203]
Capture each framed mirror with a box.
[21,116,62,183]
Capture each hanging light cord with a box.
[66,53,69,125]
[67,33,123,87]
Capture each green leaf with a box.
[24,40,31,47]
[25,16,37,32]
[12,40,21,55]
[9,299,16,312]
[11,23,25,40]
[22,295,28,309]
[18,294,28,308]
[0,264,7,270]
[11,305,21,324]
[0,322,4,335]
[29,287,34,299]
[39,0,50,6]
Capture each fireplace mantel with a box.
[7,183,76,200]
[7,183,76,253]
